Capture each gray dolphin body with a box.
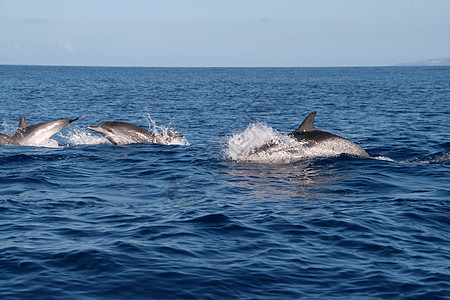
[288,111,370,157]
[0,133,15,145]
[0,116,79,146]
[87,121,183,145]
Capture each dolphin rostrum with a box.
[288,111,370,157]
[0,115,79,146]
[87,121,184,145]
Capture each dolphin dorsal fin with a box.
[293,111,317,133]
[18,115,29,130]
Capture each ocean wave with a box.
[402,151,450,164]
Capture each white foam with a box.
[21,138,62,148]
[167,137,190,146]
[224,122,316,163]
[61,128,109,146]
[402,151,450,164]
[144,114,189,146]
[1,121,17,136]
[373,156,395,162]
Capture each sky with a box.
[0,0,449,67]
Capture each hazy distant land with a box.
[395,57,450,66]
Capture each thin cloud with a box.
[14,42,30,55]
[58,41,75,53]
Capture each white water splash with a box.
[13,138,62,148]
[373,156,395,162]
[1,121,17,136]
[224,122,314,163]
[61,128,109,146]
[144,114,189,146]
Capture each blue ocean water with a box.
[0,65,449,299]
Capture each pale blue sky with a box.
[1,0,449,67]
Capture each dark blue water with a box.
[0,66,449,299]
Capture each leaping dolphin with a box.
[288,111,370,157]
[87,121,184,145]
[0,115,79,146]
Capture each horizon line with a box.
[2,63,439,69]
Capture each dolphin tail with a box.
[290,111,317,134]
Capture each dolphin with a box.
[87,121,184,145]
[287,111,370,158]
[0,115,79,146]
[250,111,370,158]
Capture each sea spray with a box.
[62,128,108,146]
[1,121,17,136]
[224,122,311,163]
[144,114,189,146]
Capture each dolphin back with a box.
[289,111,370,158]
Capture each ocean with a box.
[0,65,449,299]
